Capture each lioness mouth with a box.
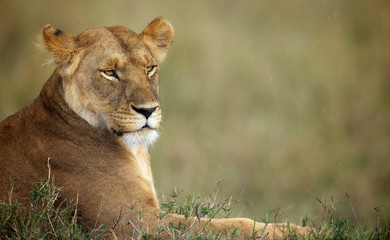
[112,126,152,137]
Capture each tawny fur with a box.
[0,17,310,239]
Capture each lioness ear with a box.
[141,17,174,63]
[41,25,77,63]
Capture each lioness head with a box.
[41,18,174,147]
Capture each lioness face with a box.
[42,18,174,147]
[67,27,163,146]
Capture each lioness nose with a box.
[131,105,158,119]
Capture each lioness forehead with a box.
[76,25,138,47]
[75,26,154,64]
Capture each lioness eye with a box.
[101,69,119,80]
[146,65,157,77]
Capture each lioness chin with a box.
[0,18,311,239]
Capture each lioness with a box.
[0,18,310,238]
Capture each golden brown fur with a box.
[0,18,310,238]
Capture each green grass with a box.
[1,179,389,239]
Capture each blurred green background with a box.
[1,0,389,227]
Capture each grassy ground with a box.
[1,0,389,232]
[1,179,389,239]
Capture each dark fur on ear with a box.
[41,25,77,63]
[141,17,174,63]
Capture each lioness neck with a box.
[40,69,96,132]
[128,145,159,206]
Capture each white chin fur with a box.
[120,129,159,148]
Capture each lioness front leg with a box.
[158,213,312,239]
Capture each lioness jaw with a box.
[0,18,311,238]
